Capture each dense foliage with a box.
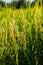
[0,3,43,65]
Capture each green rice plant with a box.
[0,2,43,65]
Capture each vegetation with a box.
[0,1,43,65]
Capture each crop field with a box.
[0,3,43,65]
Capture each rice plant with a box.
[0,1,43,65]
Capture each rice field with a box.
[0,4,43,65]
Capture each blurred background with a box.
[0,0,43,8]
